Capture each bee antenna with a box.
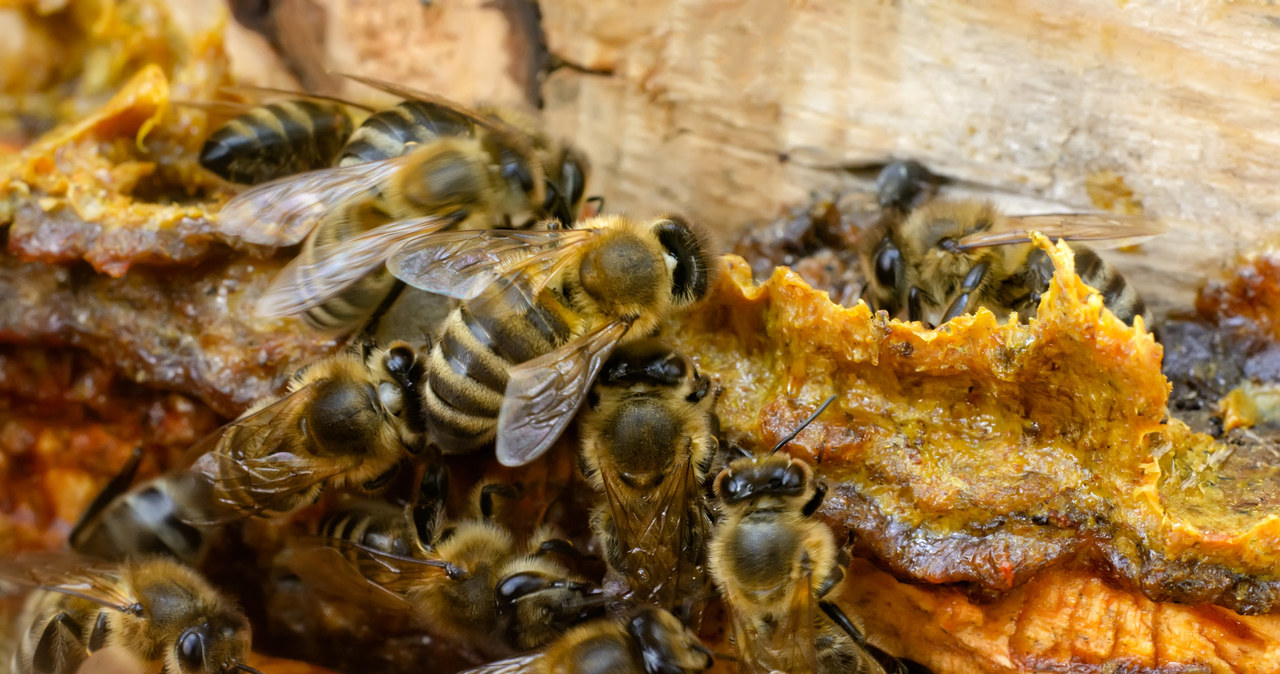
[712,650,740,662]
[235,664,266,674]
[770,395,838,455]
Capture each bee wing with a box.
[0,554,136,612]
[496,320,630,467]
[339,74,524,138]
[599,456,696,599]
[455,654,541,674]
[278,539,416,614]
[387,228,595,300]
[256,212,468,318]
[956,213,1166,251]
[216,156,411,246]
[214,85,376,112]
[168,384,349,525]
[725,560,822,673]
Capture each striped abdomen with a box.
[200,100,355,184]
[1072,245,1147,325]
[300,101,480,331]
[319,502,423,558]
[16,591,111,674]
[68,479,208,565]
[422,280,578,453]
[1019,245,1147,325]
[338,99,479,167]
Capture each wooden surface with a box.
[276,0,1280,313]
[537,0,1280,313]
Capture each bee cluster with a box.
[3,75,1163,674]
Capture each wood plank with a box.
[534,0,1280,310]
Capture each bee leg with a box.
[355,278,408,346]
[819,600,869,646]
[361,463,402,491]
[69,446,143,548]
[907,287,926,326]
[479,483,523,521]
[585,195,606,217]
[814,558,845,600]
[32,612,85,674]
[535,537,587,560]
[541,179,573,228]
[801,480,828,517]
[941,262,989,323]
[412,463,449,543]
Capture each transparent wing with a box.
[456,653,541,674]
[956,213,1166,251]
[214,85,376,112]
[278,539,416,614]
[0,554,134,612]
[256,212,467,318]
[496,320,630,467]
[216,156,412,246]
[600,454,696,604]
[725,558,821,673]
[294,537,459,599]
[338,74,523,138]
[177,451,346,526]
[168,382,347,525]
[388,228,594,300]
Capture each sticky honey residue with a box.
[1085,169,1144,215]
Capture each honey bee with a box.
[861,160,1163,328]
[215,76,590,333]
[709,397,890,674]
[384,214,719,466]
[69,448,212,565]
[577,339,719,613]
[284,479,604,657]
[459,607,713,674]
[162,341,426,525]
[200,99,362,185]
[3,555,259,674]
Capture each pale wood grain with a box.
[534,0,1280,311]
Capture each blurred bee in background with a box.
[861,159,1163,328]
[157,341,426,526]
[3,555,259,674]
[214,76,591,335]
[708,397,892,674]
[577,340,719,616]
[200,97,367,185]
[69,448,213,565]
[283,476,604,659]
[385,214,719,466]
[459,606,713,674]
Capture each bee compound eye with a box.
[177,629,206,672]
[495,572,549,605]
[385,346,415,375]
[874,242,901,289]
[780,464,806,492]
[502,160,536,195]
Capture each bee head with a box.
[713,396,835,510]
[653,217,716,308]
[626,607,713,674]
[494,566,605,649]
[174,613,254,674]
[714,451,813,508]
[597,340,692,389]
[132,560,254,674]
